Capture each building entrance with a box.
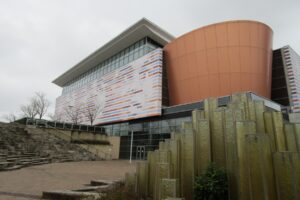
[136,146,146,160]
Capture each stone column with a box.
[224,108,244,200]
[154,163,172,200]
[272,112,287,151]
[235,93,250,119]
[148,151,158,196]
[254,100,265,133]
[211,109,226,168]
[235,121,256,200]
[273,152,300,199]
[192,110,205,128]
[245,134,277,200]
[263,111,277,152]
[136,161,149,197]
[204,98,218,121]
[284,123,298,152]
[160,179,179,199]
[293,124,300,152]
[180,132,194,200]
[194,119,211,176]
[125,172,137,193]
[169,140,181,186]
[247,100,256,121]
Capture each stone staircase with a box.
[0,123,100,171]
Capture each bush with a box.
[194,163,228,200]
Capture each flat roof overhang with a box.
[52,18,175,87]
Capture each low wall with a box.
[44,129,120,159]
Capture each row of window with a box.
[62,37,160,95]
[102,117,192,136]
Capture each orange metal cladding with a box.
[164,20,273,106]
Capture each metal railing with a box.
[16,118,106,134]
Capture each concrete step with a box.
[6,158,18,162]
[90,179,118,186]
[0,161,14,169]
[23,153,38,156]
[42,190,102,200]
[18,161,31,166]
[57,158,74,163]
[0,156,7,160]
[73,185,109,192]
[1,165,23,171]
[30,161,50,165]
[7,154,36,159]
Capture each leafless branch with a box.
[65,105,83,125]
[20,98,38,119]
[35,92,50,119]
[47,113,62,122]
[85,102,103,125]
[3,113,18,122]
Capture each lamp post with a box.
[129,128,133,164]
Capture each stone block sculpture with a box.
[125,92,300,200]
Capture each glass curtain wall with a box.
[109,116,192,159]
[62,37,161,95]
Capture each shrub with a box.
[194,163,228,200]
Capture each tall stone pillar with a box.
[235,121,256,200]
[204,98,218,121]
[284,123,298,152]
[224,108,244,200]
[272,112,287,151]
[148,151,158,196]
[263,111,277,152]
[273,152,300,200]
[211,109,226,168]
[180,132,194,200]
[160,179,179,199]
[254,100,265,133]
[245,134,277,199]
[293,124,300,152]
[136,161,149,197]
[154,163,172,200]
[194,119,211,176]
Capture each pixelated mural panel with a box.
[55,48,163,125]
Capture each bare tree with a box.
[85,103,103,125]
[35,92,50,119]
[20,98,38,119]
[65,105,82,125]
[47,113,62,122]
[3,113,17,122]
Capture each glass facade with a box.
[101,116,192,159]
[101,116,191,137]
[62,37,161,95]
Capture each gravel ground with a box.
[0,160,135,200]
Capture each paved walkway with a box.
[0,160,135,200]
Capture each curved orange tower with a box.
[164,20,273,106]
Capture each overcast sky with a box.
[0,0,299,121]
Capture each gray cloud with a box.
[0,0,299,121]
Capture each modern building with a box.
[271,46,300,112]
[53,18,299,159]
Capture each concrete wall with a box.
[45,129,120,159]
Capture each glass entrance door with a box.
[136,146,146,160]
